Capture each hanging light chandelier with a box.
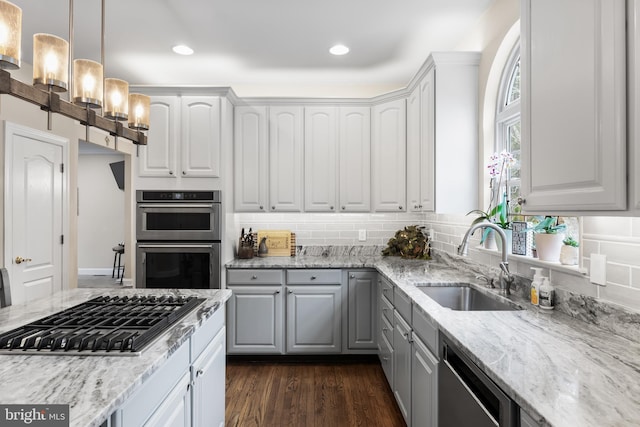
[0,0,148,145]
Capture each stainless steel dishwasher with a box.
[439,335,519,427]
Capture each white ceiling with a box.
[11,0,494,97]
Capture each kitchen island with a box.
[0,288,231,427]
[227,249,640,427]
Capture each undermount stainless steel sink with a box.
[417,285,521,311]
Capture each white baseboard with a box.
[78,268,115,276]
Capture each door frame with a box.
[3,121,70,294]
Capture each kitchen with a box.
[1,0,640,426]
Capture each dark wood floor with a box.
[225,358,406,427]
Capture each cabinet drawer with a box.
[381,293,394,325]
[379,276,394,305]
[380,313,393,348]
[191,305,224,362]
[378,332,393,386]
[287,269,342,284]
[227,269,283,284]
[412,305,438,355]
[394,287,412,323]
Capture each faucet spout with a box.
[458,220,514,293]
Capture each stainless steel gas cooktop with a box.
[0,295,205,356]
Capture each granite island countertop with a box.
[0,288,231,427]
[227,254,640,427]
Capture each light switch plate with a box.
[590,254,607,286]
[358,229,366,241]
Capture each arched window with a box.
[494,43,521,215]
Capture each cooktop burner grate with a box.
[0,295,205,356]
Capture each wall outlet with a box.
[358,229,366,241]
[590,254,607,286]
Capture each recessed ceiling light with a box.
[172,45,194,55]
[329,44,349,56]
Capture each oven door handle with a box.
[137,203,215,209]
[138,244,216,249]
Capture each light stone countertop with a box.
[227,252,640,427]
[0,288,231,427]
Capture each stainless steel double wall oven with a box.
[136,190,221,289]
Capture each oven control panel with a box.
[137,190,221,202]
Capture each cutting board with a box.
[256,230,292,256]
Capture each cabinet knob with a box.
[251,275,257,279]
[518,197,526,205]
[275,290,280,294]
[169,171,173,175]
[182,171,186,175]
[259,205,264,210]
[310,276,317,280]
[196,369,204,377]
[341,206,345,210]
[414,205,419,209]
[330,206,334,210]
[350,274,355,279]
[383,327,389,332]
[382,356,389,362]
[418,204,423,208]
[288,290,293,294]
[272,206,276,210]
[399,206,403,210]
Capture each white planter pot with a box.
[482,229,497,250]
[495,229,512,254]
[560,245,579,265]
[534,233,565,262]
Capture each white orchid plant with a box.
[467,150,517,241]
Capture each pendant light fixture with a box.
[0,0,21,69]
[33,33,69,91]
[72,59,103,108]
[104,78,128,120]
[128,93,150,130]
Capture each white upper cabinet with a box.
[234,106,269,212]
[269,106,304,212]
[181,97,221,178]
[407,72,435,213]
[628,0,640,212]
[372,99,407,212]
[139,95,221,179]
[304,106,371,212]
[521,0,627,211]
[140,96,179,177]
[339,106,371,212]
[305,107,338,212]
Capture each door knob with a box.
[15,256,32,264]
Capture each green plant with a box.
[525,216,566,234]
[467,196,510,229]
[563,236,579,247]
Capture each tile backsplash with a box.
[233,212,640,312]
[234,212,427,247]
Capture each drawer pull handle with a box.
[196,369,204,377]
[383,328,389,332]
[382,356,389,361]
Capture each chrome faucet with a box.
[458,221,514,294]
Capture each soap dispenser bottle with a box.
[539,277,555,310]
[530,267,544,306]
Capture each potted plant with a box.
[526,217,566,262]
[467,196,511,252]
[560,236,579,265]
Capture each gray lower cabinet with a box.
[286,284,342,353]
[411,334,438,427]
[393,309,413,425]
[348,271,378,349]
[226,286,284,354]
[113,308,226,427]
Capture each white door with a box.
[4,122,66,305]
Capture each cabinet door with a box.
[339,106,371,212]
[521,0,626,211]
[393,310,412,424]
[406,86,422,212]
[227,285,284,354]
[269,106,303,212]
[143,373,191,427]
[305,107,338,212]
[234,106,269,212]
[412,334,438,427]
[140,96,179,177]
[348,271,377,349]
[181,96,221,178]
[286,285,341,353]
[192,328,226,427]
[372,99,406,212]
[419,70,435,212]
